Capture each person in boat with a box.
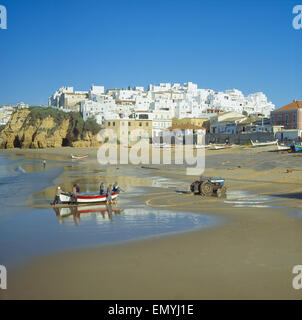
[112,182,120,193]
[71,184,78,204]
[100,182,105,195]
[106,184,113,205]
[52,186,61,206]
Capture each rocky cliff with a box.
[0,108,102,149]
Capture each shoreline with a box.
[1,146,302,299]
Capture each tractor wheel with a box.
[200,182,213,196]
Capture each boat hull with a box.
[71,154,88,159]
[59,192,118,203]
[294,145,302,152]
[250,140,278,147]
[208,145,232,150]
[277,144,290,151]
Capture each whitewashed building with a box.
[0,105,15,125]
[49,82,275,127]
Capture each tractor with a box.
[190,176,226,197]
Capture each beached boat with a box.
[71,154,88,159]
[277,144,290,151]
[193,144,210,149]
[250,139,278,147]
[208,144,232,150]
[59,191,118,204]
[153,143,172,148]
[294,145,302,152]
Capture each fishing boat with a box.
[250,139,278,147]
[294,145,302,152]
[71,154,88,159]
[208,144,232,150]
[153,143,172,148]
[277,144,291,151]
[193,144,210,149]
[59,191,118,204]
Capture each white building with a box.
[0,105,15,126]
[152,110,173,138]
[49,82,275,127]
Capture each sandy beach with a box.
[1,145,302,299]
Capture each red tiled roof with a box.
[276,101,302,111]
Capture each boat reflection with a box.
[53,205,122,225]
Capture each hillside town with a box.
[1,82,302,144]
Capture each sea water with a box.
[0,153,220,267]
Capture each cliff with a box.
[0,108,102,149]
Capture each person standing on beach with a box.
[42,159,46,169]
[106,184,113,205]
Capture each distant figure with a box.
[72,184,78,204]
[100,182,105,195]
[52,186,61,206]
[106,184,113,205]
[42,159,46,169]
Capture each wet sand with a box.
[1,145,302,299]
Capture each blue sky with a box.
[0,0,301,108]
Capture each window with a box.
[128,122,131,126]
[113,122,115,126]
[139,122,142,126]
[293,113,296,122]
[108,121,111,126]
[286,114,289,123]
[146,122,149,126]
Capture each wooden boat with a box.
[208,144,232,150]
[59,191,118,204]
[193,144,210,149]
[71,154,88,159]
[250,139,278,147]
[277,144,290,151]
[294,145,302,152]
[153,143,172,148]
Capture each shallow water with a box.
[224,190,282,209]
[0,153,220,267]
[0,203,220,267]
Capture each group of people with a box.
[100,182,121,205]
